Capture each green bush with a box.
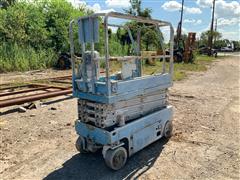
[0,43,57,72]
[0,0,85,72]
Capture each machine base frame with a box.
[75,106,173,158]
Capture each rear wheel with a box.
[104,147,127,170]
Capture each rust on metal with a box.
[0,86,51,97]
[0,75,73,108]
[0,88,72,108]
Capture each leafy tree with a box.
[0,0,16,9]
[0,2,48,47]
[0,5,28,44]
[124,0,141,16]
[213,40,227,49]
[124,0,151,18]
[0,0,86,72]
[199,30,222,47]
[120,0,162,53]
[142,29,159,51]
[232,41,240,51]
[39,0,84,52]
[116,28,132,54]
[198,31,239,50]
[0,0,84,51]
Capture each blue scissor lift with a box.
[69,12,174,170]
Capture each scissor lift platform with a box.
[69,12,174,170]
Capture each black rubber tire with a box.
[56,54,71,70]
[75,137,89,153]
[104,147,128,170]
[164,121,173,139]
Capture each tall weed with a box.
[0,43,57,73]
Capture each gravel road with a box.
[0,55,239,180]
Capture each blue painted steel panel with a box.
[75,106,173,145]
[95,82,107,94]
[110,106,172,142]
[76,91,109,103]
[75,121,111,145]
[116,74,171,93]
[73,83,171,104]
[74,74,172,104]
[78,18,99,43]
[132,121,160,153]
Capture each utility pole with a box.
[214,18,218,43]
[215,18,217,32]
[176,0,184,46]
[208,0,216,56]
[179,0,184,38]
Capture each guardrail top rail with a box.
[69,12,174,99]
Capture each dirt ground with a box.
[0,69,72,85]
[0,54,239,180]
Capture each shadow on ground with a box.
[44,138,169,180]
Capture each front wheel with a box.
[104,147,128,170]
[164,121,173,139]
[75,136,89,153]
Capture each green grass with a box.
[0,43,57,73]
[142,55,216,81]
[174,55,216,80]
[106,54,216,81]
[196,55,216,62]
[174,71,187,81]
[0,43,217,83]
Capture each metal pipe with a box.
[126,27,138,54]
[79,12,170,27]
[0,76,72,90]
[71,12,175,92]
[33,75,72,81]
[81,43,87,88]
[0,86,52,97]
[0,84,33,91]
[94,55,171,61]
[104,15,111,96]
[155,25,166,74]
[69,20,75,77]
[89,17,96,93]
[69,20,77,94]
[0,89,72,108]
[107,23,158,33]
[137,29,142,76]
[49,80,72,84]
[77,19,87,87]
[169,25,174,79]
[107,24,125,28]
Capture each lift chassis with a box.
[69,12,174,170]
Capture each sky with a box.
[68,0,240,41]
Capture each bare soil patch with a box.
[0,56,239,179]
